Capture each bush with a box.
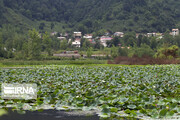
[154,45,179,59]
[128,44,155,58]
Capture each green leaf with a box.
[17,110,26,114]
[127,105,136,109]
[98,113,110,118]
[0,109,8,116]
[125,109,131,114]
[166,111,174,118]
[150,109,159,119]
[159,109,168,117]
[76,104,84,107]
[110,107,118,113]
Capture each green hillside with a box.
[0,0,180,32]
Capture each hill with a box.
[0,0,180,33]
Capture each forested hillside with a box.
[0,0,180,32]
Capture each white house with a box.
[83,34,93,39]
[73,32,82,39]
[114,32,124,37]
[100,36,112,47]
[172,29,179,36]
[147,33,156,37]
[50,32,58,36]
[57,37,66,40]
[72,41,81,48]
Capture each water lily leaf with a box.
[125,109,131,114]
[127,105,136,109]
[159,109,168,117]
[17,110,26,114]
[0,109,8,116]
[98,113,110,118]
[0,100,5,104]
[120,98,129,103]
[169,103,177,109]
[76,104,84,107]
[166,111,174,118]
[110,107,118,113]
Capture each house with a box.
[74,38,81,42]
[73,32,82,39]
[121,47,130,49]
[83,34,95,43]
[100,36,112,47]
[88,39,96,44]
[72,40,81,48]
[147,33,156,37]
[104,32,111,36]
[83,34,93,39]
[50,32,58,36]
[57,37,66,40]
[114,32,124,37]
[171,29,179,36]
[136,33,140,38]
[156,33,163,39]
[64,33,69,37]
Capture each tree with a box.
[111,45,118,58]
[154,45,179,59]
[51,23,55,30]
[150,37,158,49]
[141,36,150,45]
[118,47,128,56]
[77,24,87,35]
[0,0,4,19]
[39,22,45,31]
[174,35,180,47]
[123,32,136,47]
[42,32,52,56]
[0,31,6,57]
[60,40,68,50]
[137,35,143,47]
[22,42,29,59]
[28,29,41,59]
[87,47,93,58]
[52,36,60,50]
[128,44,155,57]
[94,39,101,49]
[82,39,92,50]
[162,31,174,45]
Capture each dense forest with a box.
[0,0,180,32]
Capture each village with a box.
[51,29,179,48]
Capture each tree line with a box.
[0,25,180,60]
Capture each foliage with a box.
[118,47,128,56]
[110,45,118,58]
[0,65,179,119]
[0,0,180,32]
[60,40,68,50]
[42,32,52,56]
[87,47,93,58]
[28,29,41,59]
[154,45,179,59]
[128,44,155,57]
[107,36,120,47]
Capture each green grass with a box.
[0,59,107,67]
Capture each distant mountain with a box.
[0,0,180,33]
